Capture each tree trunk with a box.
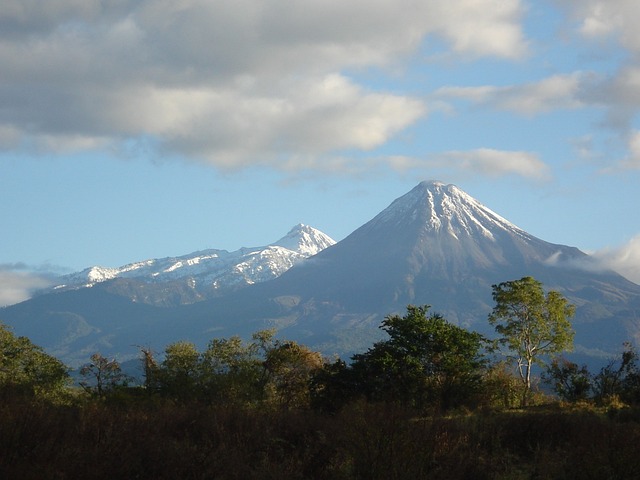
[521,359,532,407]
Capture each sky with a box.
[2,0,640,306]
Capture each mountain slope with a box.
[2,181,639,367]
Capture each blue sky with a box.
[2,0,640,305]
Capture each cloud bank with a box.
[0,0,528,173]
[0,264,55,307]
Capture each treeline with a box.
[76,307,640,412]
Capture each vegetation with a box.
[318,305,489,411]
[489,276,575,406]
[80,352,131,398]
[0,323,69,401]
[2,276,640,479]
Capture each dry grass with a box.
[1,395,639,479]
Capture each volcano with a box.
[2,181,639,367]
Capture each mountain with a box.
[45,224,336,306]
[217,181,640,359]
[2,181,639,368]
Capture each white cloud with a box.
[0,266,54,307]
[386,148,551,180]
[112,74,426,170]
[0,0,528,172]
[590,235,640,284]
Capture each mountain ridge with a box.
[45,224,335,305]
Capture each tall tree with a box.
[489,276,575,406]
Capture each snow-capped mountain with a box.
[346,180,585,269]
[3,181,639,368]
[50,224,335,301]
[262,181,595,308]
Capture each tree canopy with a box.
[348,305,489,410]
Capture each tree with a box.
[310,358,355,412]
[543,357,591,402]
[79,353,130,398]
[263,340,324,408]
[0,323,69,399]
[488,276,575,406]
[158,340,201,400]
[199,334,264,403]
[350,305,488,410]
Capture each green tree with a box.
[350,305,488,410]
[79,353,130,398]
[0,323,69,399]
[489,276,575,406]
[480,361,522,409]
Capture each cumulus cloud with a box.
[589,235,640,284]
[0,0,528,172]
[0,264,55,307]
[386,148,550,180]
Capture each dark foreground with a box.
[1,399,639,480]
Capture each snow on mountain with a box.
[273,224,336,256]
[52,224,335,294]
[365,180,525,239]
[344,180,587,273]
